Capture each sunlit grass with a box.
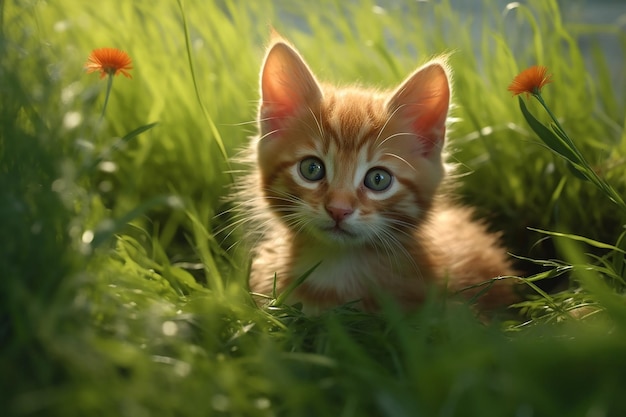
[2,0,626,416]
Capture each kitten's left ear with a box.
[259,41,322,135]
[386,60,451,156]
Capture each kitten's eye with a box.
[364,168,392,191]
[299,157,325,181]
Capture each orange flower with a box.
[507,65,552,97]
[85,47,133,79]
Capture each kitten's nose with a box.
[326,204,354,222]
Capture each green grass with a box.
[2,0,626,416]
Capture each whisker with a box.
[377,131,415,148]
[370,223,417,268]
[307,106,325,139]
[223,119,259,127]
[366,227,396,270]
[382,152,417,172]
[375,102,406,145]
[258,128,283,141]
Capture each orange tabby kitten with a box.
[240,38,517,313]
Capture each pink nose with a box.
[326,205,354,222]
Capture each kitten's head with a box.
[255,39,451,247]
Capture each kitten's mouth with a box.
[323,224,356,239]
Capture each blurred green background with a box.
[2,0,626,416]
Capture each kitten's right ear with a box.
[260,42,322,134]
[386,59,450,158]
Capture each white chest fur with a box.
[291,246,386,297]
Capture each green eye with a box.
[299,157,325,181]
[364,168,392,191]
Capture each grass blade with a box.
[92,194,175,248]
[89,122,158,171]
[528,227,626,254]
[177,0,231,172]
[518,97,581,164]
[271,262,321,307]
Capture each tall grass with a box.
[2,0,626,416]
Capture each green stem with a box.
[533,93,582,158]
[100,73,114,120]
[532,93,626,211]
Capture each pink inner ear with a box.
[259,42,322,135]
[387,62,450,156]
[261,66,298,117]
[260,103,292,135]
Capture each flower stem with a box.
[532,93,626,211]
[100,73,114,119]
[533,93,583,158]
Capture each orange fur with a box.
[240,37,518,314]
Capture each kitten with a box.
[238,37,518,314]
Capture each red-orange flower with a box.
[85,47,133,79]
[507,65,552,97]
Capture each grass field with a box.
[2,0,626,416]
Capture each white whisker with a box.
[376,225,420,274]
[374,102,406,145]
[258,128,282,141]
[377,131,415,148]
[307,106,325,139]
[382,152,417,172]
